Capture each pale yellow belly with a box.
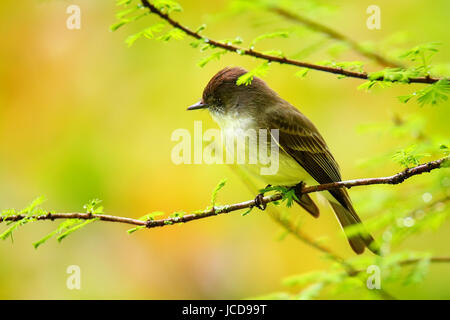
[213,113,315,187]
[237,151,315,187]
[218,125,338,204]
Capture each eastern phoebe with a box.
[188,67,377,255]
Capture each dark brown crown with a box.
[202,67,248,100]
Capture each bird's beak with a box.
[187,100,208,111]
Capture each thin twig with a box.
[2,157,447,226]
[349,256,450,277]
[409,195,450,219]
[265,189,398,300]
[141,0,441,84]
[300,156,448,193]
[398,256,450,266]
[2,158,447,300]
[270,6,403,68]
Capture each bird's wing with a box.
[267,104,349,206]
[266,104,379,254]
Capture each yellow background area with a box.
[0,0,449,299]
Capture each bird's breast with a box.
[210,112,312,186]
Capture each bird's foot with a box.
[254,185,271,211]
[255,184,272,211]
[254,193,266,210]
[293,181,305,199]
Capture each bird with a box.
[188,66,378,255]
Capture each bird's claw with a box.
[294,181,305,198]
[254,193,266,210]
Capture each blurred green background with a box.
[0,0,449,299]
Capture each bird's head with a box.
[187,67,278,116]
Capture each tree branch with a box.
[269,6,404,68]
[298,156,448,193]
[2,157,447,300]
[141,0,441,84]
[2,156,447,227]
[398,256,450,266]
[349,256,450,277]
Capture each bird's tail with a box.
[329,201,379,255]
[294,193,320,218]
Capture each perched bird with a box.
[188,67,378,255]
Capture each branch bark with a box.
[269,6,403,68]
[2,156,447,227]
[141,0,442,84]
[2,157,447,300]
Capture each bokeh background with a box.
[0,0,449,299]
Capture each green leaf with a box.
[297,282,325,300]
[116,0,133,6]
[0,197,46,241]
[283,271,342,287]
[357,81,377,91]
[241,207,253,216]
[439,144,450,156]
[295,68,309,78]
[219,37,244,46]
[368,68,423,83]
[110,21,128,32]
[195,24,206,34]
[127,211,164,234]
[115,6,140,20]
[56,218,99,242]
[441,158,450,168]
[404,257,431,285]
[83,199,104,215]
[153,0,182,14]
[258,185,299,208]
[262,50,284,57]
[236,62,270,86]
[416,79,450,106]
[211,178,227,207]
[250,31,289,47]
[110,12,149,32]
[397,94,414,104]
[319,60,365,73]
[127,226,144,234]
[392,145,430,168]
[189,39,203,48]
[197,50,227,68]
[169,211,186,218]
[21,196,46,214]
[33,218,80,249]
[0,208,18,223]
[397,79,449,107]
[125,23,166,47]
[157,28,185,41]
[33,229,59,249]
[399,42,441,71]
